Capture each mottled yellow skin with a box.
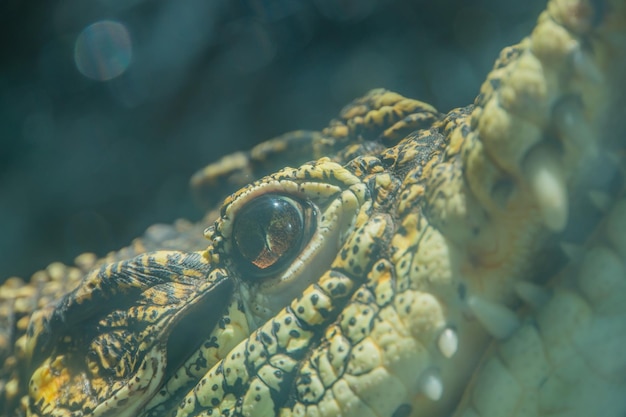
[1,0,626,416]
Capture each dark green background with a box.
[0,0,544,280]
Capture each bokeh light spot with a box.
[74,20,132,81]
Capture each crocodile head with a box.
[8,0,626,416]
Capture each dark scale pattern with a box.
[1,1,626,417]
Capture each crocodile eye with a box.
[232,195,315,277]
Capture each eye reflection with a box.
[232,195,314,277]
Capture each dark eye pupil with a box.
[233,195,306,275]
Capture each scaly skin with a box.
[1,0,625,416]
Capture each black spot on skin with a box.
[284,316,292,325]
[348,317,356,326]
[297,306,305,314]
[352,245,359,254]
[331,282,347,296]
[310,294,319,305]
[260,332,273,345]
[290,329,301,338]
[204,337,219,349]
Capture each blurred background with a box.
[0,0,544,280]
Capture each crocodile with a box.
[1,0,626,416]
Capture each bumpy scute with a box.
[0,1,625,417]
